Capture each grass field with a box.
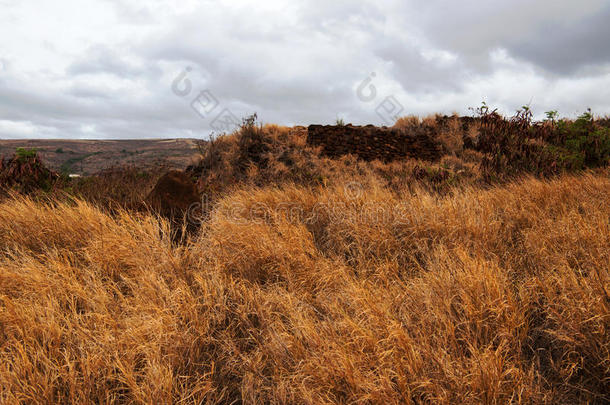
[1,170,608,403]
[1,111,609,403]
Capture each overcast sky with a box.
[1,0,609,139]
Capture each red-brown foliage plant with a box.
[0,149,58,194]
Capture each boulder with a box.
[145,170,200,229]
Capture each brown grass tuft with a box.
[1,171,608,403]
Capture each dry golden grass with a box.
[394,114,477,157]
[1,171,609,403]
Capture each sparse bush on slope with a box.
[1,172,608,404]
[186,117,328,198]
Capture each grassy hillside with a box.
[1,171,608,403]
[0,110,609,403]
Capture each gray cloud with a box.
[67,45,148,78]
[410,0,610,73]
[0,0,608,139]
[506,5,610,74]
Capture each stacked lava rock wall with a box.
[307,124,442,162]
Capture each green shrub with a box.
[15,147,38,161]
[556,110,610,168]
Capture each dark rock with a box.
[145,170,201,239]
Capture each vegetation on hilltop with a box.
[1,107,608,207]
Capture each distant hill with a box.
[0,139,201,176]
